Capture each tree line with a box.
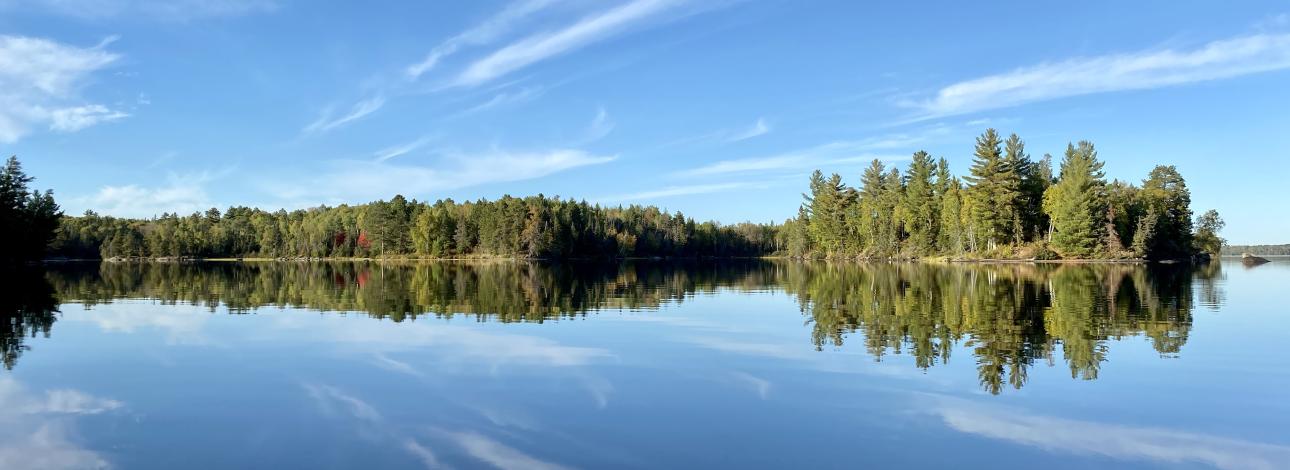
[1221,244,1290,256]
[779,129,1225,260]
[50,195,778,260]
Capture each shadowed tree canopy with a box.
[0,156,62,265]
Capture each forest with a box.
[780,129,1226,260]
[7,128,1235,263]
[49,195,779,260]
[1221,244,1290,256]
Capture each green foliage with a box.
[1137,166,1193,259]
[792,131,1203,261]
[1042,142,1106,258]
[963,129,1022,248]
[0,156,62,264]
[1193,209,1224,257]
[51,195,778,260]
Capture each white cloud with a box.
[283,148,614,203]
[302,383,381,422]
[47,104,128,132]
[303,95,385,134]
[455,86,544,116]
[725,117,770,142]
[406,0,563,79]
[936,398,1290,470]
[913,32,1290,118]
[599,182,755,202]
[680,336,807,360]
[454,0,686,87]
[578,106,614,143]
[72,171,221,218]
[727,371,771,400]
[64,302,220,345]
[402,439,441,469]
[0,34,123,142]
[36,390,124,415]
[0,378,120,470]
[373,136,433,163]
[447,431,572,470]
[6,0,278,21]
[673,127,949,178]
[371,352,423,377]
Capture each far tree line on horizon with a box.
[2,129,1227,263]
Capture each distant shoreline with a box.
[39,255,1206,265]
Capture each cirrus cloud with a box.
[910,32,1290,119]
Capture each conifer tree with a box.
[903,151,938,255]
[964,129,1020,249]
[1042,142,1106,258]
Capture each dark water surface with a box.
[2,259,1287,469]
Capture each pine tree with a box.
[1138,165,1193,259]
[939,178,965,254]
[0,156,62,263]
[1042,142,1106,258]
[903,151,938,255]
[964,129,1020,249]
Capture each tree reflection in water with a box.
[27,260,1224,393]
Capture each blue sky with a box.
[2,0,1288,244]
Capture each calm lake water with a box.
[2,259,1288,469]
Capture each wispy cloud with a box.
[599,182,757,202]
[303,95,385,134]
[727,371,771,400]
[406,0,563,79]
[578,106,614,143]
[71,168,231,218]
[454,0,688,87]
[47,104,128,132]
[373,136,433,163]
[402,439,441,469]
[6,0,278,21]
[725,117,770,142]
[936,398,1290,470]
[302,383,381,422]
[0,377,120,470]
[911,32,1290,119]
[454,86,544,117]
[280,148,615,204]
[675,139,917,178]
[0,34,123,142]
[447,431,572,470]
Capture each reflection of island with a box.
[785,262,1220,394]
[0,268,60,369]
[32,260,1225,392]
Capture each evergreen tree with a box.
[1138,166,1193,259]
[938,178,965,254]
[903,151,939,255]
[1042,142,1106,258]
[964,129,1021,249]
[0,156,62,264]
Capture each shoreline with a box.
[39,255,1203,265]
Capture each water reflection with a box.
[0,268,60,370]
[784,262,1213,394]
[22,260,1226,393]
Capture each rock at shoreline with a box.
[1242,253,1271,266]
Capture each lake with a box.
[2,259,1287,469]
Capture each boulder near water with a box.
[1242,253,1271,266]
